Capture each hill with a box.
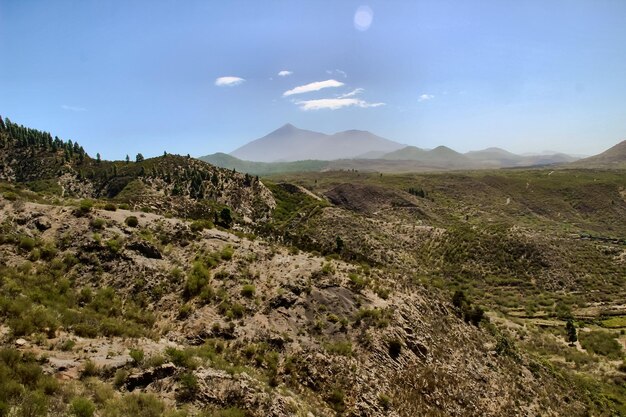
[569,140,626,168]
[381,145,475,168]
[198,152,330,176]
[0,116,275,221]
[230,124,404,162]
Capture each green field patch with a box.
[602,316,626,328]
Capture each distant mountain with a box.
[465,147,524,167]
[198,152,329,176]
[230,124,404,162]
[569,140,626,169]
[381,145,475,168]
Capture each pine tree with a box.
[96,153,101,163]
[566,320,577,345]
[126,155,130,164]
[136,153,144,162]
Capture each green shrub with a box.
[19,236,36,252]
[378,393,392,410]
[81,359,99,378]
[579,331,622,359]
[348,273,366,291]
[106,238,123,253]
[101,393,164,417]
[118,203,130,210]
[18,390,47,417]
[184,262,211,298]
[113,369,129,388]
[220,245,234,261]
[327,388,346,412]
[178,304,193,319]
[190,220,213,232]
[71,397,96,417]
[129,348,144,366]
[3,191,18,201]
[324,340,353,356]
[241,285,256,298]
[78,199,94,215]
[104,203,117,211]
[125,216,139,227]
[90,218,106,230]
[39,243,57,260]
[165,348,196,369]
[176,372,198,401]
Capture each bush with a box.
[19,236,36,252]
[3,191,18,201]
[184,262,211,298]
[101,393,164,417]
[104,203,117,211]
[579,331,622,359]
[90,218,106,230]
[241,285,256,298]
[190,220,213,232]
[348,273,366,291]
[39,243,57,260]
[327,388,346,412]
[178,304,193,319]
[129,348,144,366]
[113,369,129,388]
[125,216,139,227]
[106,238,123,253]
[78,199,94,215]
[165,348,196,369]
[324,340,353,356]
[81,359,99,378]
[18,390,47,417]
[176,372,198,401]
[220,245,234,261]
[71,397,96,417]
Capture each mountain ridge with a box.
[230,124,405,162]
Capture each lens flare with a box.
[354,5,373,31]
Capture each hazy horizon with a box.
[1,1,625,159]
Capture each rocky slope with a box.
[0,188,593,416]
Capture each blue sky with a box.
[1,0,625,160]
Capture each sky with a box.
[1,0,625,160]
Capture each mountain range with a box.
[230,123,405,162]
[199,124,585,174]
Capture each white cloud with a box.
[283,79,344,96]
[278,70,293,77]
[296,98,385,111]
[61,104,86,112]
[418,94,435,102]
[215,76,245,87]
[339,88,364,98]
[326,69,347,78]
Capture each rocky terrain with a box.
[0,187,596,417]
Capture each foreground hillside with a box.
[0,187,594,416]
